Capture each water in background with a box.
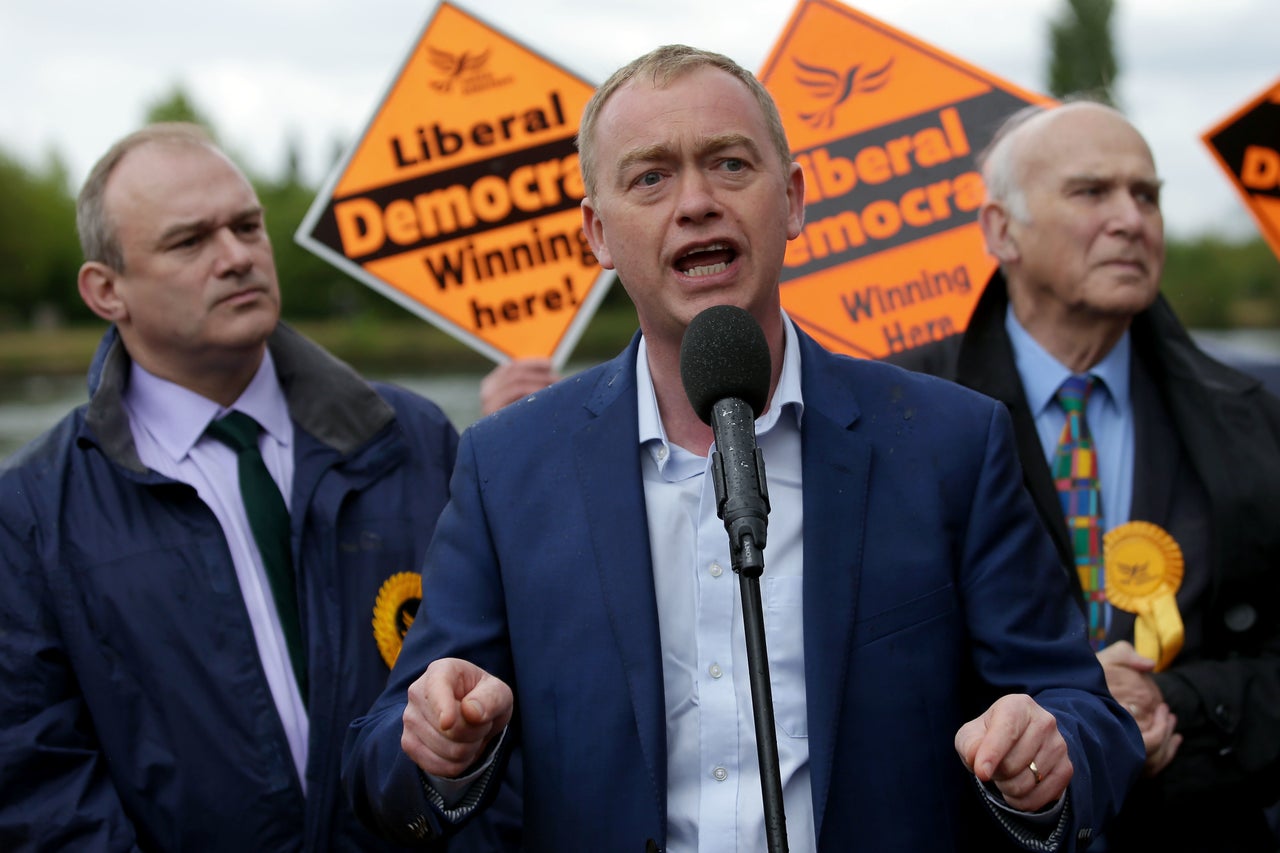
[3,333,1279,462]
[0,371,491,461]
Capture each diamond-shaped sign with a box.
[1202,77,1280,264]
[296,2,607,367]
[759,0,1053,358]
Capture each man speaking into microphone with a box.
[343,45,1143,852]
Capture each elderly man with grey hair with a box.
[891,100,1280,851]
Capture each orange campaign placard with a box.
[1202,77,1280,264]
[759,0,1054,358]
[295,2,607,367]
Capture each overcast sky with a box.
[2,0,1275,240]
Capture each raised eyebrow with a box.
[614,143,674,185]
[1061,174,1164,191]
[156,219,211,248]
[698,132,762,161]
[157,205,264,245]
[612,133,765,185]
[229,204,267,226]
[1061,174,1112,189]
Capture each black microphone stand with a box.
[708,396,788,853]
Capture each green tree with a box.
[1046,0,1119,105]
[144,85,219,137]
[0,146,85,326]
[1163,236,1280,328]
[253,137,388,321]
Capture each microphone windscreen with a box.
[679,305,772,425]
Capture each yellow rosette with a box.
[372,572,422,669]
[1103,521,1184,671]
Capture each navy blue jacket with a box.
[346,328,1143,851]
[0,325,458,851]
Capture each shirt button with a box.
[709,562,724,578]
[656,446,668,462]
[713,766,729,781]
[709,663,723,679]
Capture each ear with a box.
[581,197,615,271]
[78,261,129,324]
[785,161,806,240]
[978,200,1019,265]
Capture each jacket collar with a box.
[83,323,396,472]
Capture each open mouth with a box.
[675,242,736,277]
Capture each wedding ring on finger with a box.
[1029,760,1043,785]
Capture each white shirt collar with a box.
[636,311,805,453]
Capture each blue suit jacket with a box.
[345,329,1143,852]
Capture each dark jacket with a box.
[890,271,1280,851]
[0,325,458,851]
[345,327,1143,852]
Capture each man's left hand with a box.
[955,694,1073,812]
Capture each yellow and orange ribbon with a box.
[372,571,422,669]
[1104,521,1184,671]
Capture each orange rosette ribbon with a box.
[372,571,422,669]
[1103,521,1184,671]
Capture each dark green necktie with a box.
[205,411,307,703]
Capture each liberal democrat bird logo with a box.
[793,55,895,129]
[426,46,491,92]
[1117,561,1151,583]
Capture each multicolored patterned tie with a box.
[1052,375,1107,649]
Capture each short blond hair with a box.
[576,44,793,197]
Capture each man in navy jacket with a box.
[0,123,492,850]
[343,46,1143,852]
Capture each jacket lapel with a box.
[572,341,669,832]
[796,334,869,842]
[955,277,1077,583]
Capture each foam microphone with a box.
[680,304,772,577]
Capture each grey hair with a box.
[76,122,219,271]
[979,94,1118,223]
[977,104,1045,223]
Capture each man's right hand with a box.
[1097,641,1181,776]
[401,657,514,778]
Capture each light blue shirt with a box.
[1006,307,1135,632]
[637,314,814,852]
[121,350,308,788]
[1004,307,1134,532]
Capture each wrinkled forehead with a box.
[1015,105,1158,183]
[106,141,259,243]
[113,139,244,192]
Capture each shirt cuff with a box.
[421,727,508,810]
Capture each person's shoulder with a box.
[814,342,995,413]
[369,380,455,428]
[1140,303,1280,406]
[2,406,87,474]
[0,405,91,525]
[362,382,461,470]
[879,335,964,380]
